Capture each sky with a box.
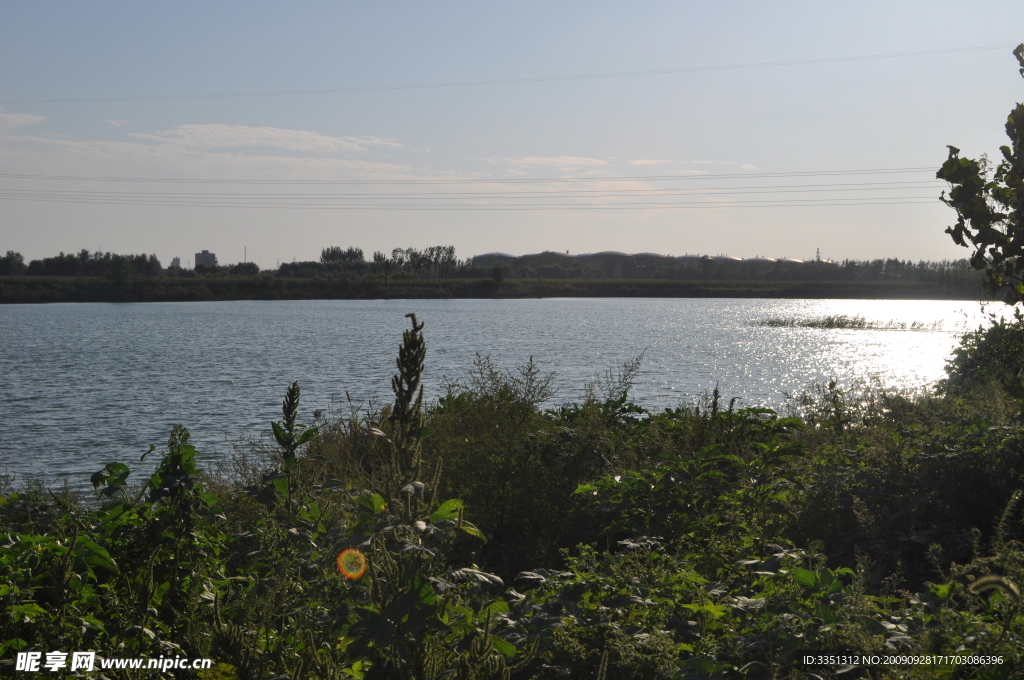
[2,2,1023,267]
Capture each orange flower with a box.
[337,548,368,579]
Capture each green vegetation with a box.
[755,315,946,330]
[938,44,1024,304]
[6,312,1024,678]
[0,275,981,304]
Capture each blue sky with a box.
[2,2,1023,266]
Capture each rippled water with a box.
[0,298,1004,484]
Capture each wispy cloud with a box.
[683,160,758,170]
[0,110,46,133]
[629,159,672,166]
[507,156,608,167]
[106,119,127,127]
[128,124,401,153]
[0,131,414,181]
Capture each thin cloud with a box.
[0,132,415,180]
[510,156,608,167]
[0,111,46,132]
[129,123,401,153]
[629,159,672,166]
[684,160,757,169]
[106,119,127,127]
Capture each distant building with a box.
[170,257,181,268]
[195,250,218,267]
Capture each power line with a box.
[0,166,939,185]
[0,181,945,201]
[0,165,948,211]
[0,193,940,210]
[0,44,1013,105]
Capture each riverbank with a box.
[0,275,983,303]
[3,316,1024,678]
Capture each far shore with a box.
[0,275,984,304]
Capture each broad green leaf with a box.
[573,484,598,495]
[459,521,486,540]
[682,602,727,619]
[430,498,464,523]
[792,568,818,588]
[357,493,386,515]
[272,477,290,497]
[272,421,289,448]
[930,583,953,601]
[416,427,436,440]
[490,635,516,658]
[409,575,437,605]
[296,426,319,446]
[814,602,838,624]
[78,537,117,572]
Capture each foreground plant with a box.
[939,43,1024,303]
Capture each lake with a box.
[0,297,1002,485]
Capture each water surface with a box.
[0,298,1002,484]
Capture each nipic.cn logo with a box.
[16,651,95,672]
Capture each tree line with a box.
[278,245,460,283]
[0,246,982,290]
[0,249,162,277]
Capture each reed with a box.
[756,314,945,330]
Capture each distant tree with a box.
[195,263,219,276]
[0,250,26,275]
[229,262,260,276]
[105,255,133,288]
[391,248,408,275]
[321,246,364,264]
[537,264,563,279]
[403,248,425,278]
[938,44,1024,303]
[440,245,456,281]
[424,245,441,281]
[20,250,160,277]
[424,245,457,282]
[321,246,343,263]
[373,251,392,285]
